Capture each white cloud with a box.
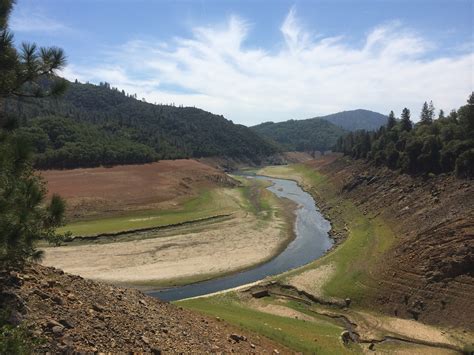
[11,9,69,33]
[63,9,473,126]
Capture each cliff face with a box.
[309,156,473,329]
[0,264,287,353]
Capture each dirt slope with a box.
[41,159,236,220]
[1,264,289,353]
[307,156,474,329]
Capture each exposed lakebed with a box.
[148,174,333,301]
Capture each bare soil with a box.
[42,206,292,286]
[41,159,236,220]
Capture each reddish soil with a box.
[1,264,290,353]
[307,155,474,329]
[40,159,236,219]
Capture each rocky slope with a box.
[307,156,473,329]
[1,264,289,353]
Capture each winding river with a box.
[148,174,333,301]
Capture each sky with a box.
[10,0,474,126]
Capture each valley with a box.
[1,1,472,353]
[40,159,298,288]
[178,155,473,354]
[30,155,473,354]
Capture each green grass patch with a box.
[59,188,238,236]
[178,294,359,354]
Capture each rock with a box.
[273,349,280,354]
[7,310,23,326]
[151,347,162,354]
[340,330,351,344]
[368,342,375,350]
[66,293,76,301]
[52,325,64,336]
[250,343,256,349]
[251,290,269,299]
[345,298,352,307]
[139,299,148,306]
[59,319,74,329]
[141,335,150,345]
[46,319,63,329]
[229,333,247,342]
[33,289,50,300]
[51,295,64,305]
[92,303,105,312]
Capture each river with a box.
[147,174,333,301]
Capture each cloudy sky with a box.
[10,0,473,126]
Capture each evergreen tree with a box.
[387,110,396,130]
[400,108,412,131]
[1,0,67,268]
[438,109,445,120]
[420,101,433,125]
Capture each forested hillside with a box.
[320,109,387,131]
[5,81,279,169]
[251,118,346,153]
[335,95,474,178]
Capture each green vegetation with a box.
[335,94,474,178]
[251,117,346,153]
[250,109,387,154]
[235,176,273,219]
[18,115,157,168]
[6,80,279,169]
[179,293,358,354]
[59,188,237,236]
[0,0,67,267]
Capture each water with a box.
[147,174,333,301]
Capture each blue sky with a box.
[10,0,474,125]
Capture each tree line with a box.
[5,80,279,169]
[334,94,474,178]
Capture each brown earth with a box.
[1,264,291,353]
[305,155,474,329]
[40,159,236,220]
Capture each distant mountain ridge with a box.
[317,109,387,131]
[251,118,346,153]
[6,81,279,169]
[251,109,386,153]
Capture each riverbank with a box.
[41,176,297,288]
[177,156,473,353]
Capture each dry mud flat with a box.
[42,209,290,286]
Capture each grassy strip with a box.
[179,294,358,354]
[58,188,238,236]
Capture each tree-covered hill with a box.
[5,81,279,168]
[334,95,474,178]
[318,109,387,131]
[251,118,347,153]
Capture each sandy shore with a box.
[42,192,295,286]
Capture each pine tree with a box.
[400,108,412,131]
[1,0,67,268]
[438,109,445,120]
[420,101,433,125]
[387,110,396,130]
